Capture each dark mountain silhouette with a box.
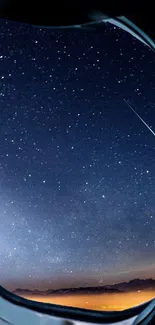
[13,278,155,296]
[13,286,122,296]
[46,286,123,295]
[113,278,155,292]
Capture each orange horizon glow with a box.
[16,291,155,311]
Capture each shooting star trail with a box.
[124,99,155,137]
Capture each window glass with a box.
[0,20,155,311]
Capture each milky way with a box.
[0,20,155,291]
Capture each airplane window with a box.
[0,19,155,312]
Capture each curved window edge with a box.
[0,285,155,324]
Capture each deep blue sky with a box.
[0,20,155,290]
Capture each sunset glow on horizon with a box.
[15,291,155,311]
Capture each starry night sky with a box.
[0,19,155,291]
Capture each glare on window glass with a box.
[0,20,155,312]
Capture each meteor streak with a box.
[124,99,155,136]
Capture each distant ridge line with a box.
[13,278,155,295]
